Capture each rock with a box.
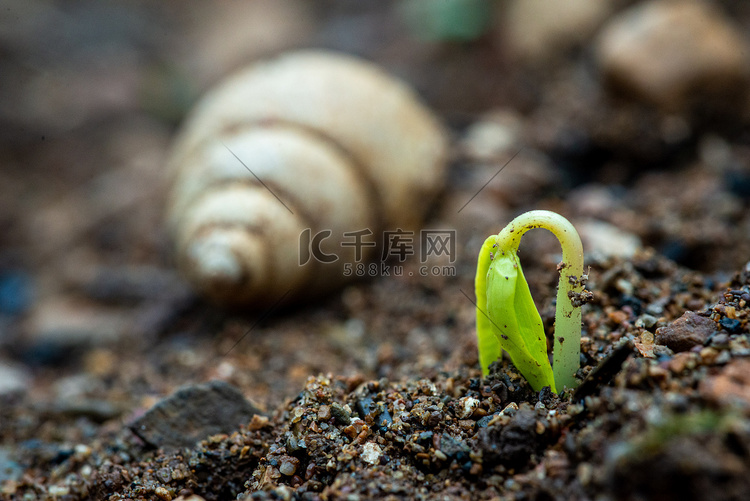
[0,447,24,483]
[635,315,658,330]
[0,271,33,316]
[634,338,655,359]
[361,442,383,465]
[476,149,562,207]
[461,110,523,161]
[596,0,750,111]
[129,380,263,450]
[329,402,352,426]
[656,312,717,352]
[501,0,614,63]
[22,298,128,365]
[355,395,392,431]
[719,317,743,334]
[0,362,31,396]
[700,358,750,407]
[577,219,642,260]
[277,455,299,476]
[668,352,697,374]
[81,265,189,305]
[49,400,122,423]
[569,184,623,219]
[46,373,123,422]
[455,396,481,419]
[439,433,472,462]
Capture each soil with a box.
[2,1,750,500]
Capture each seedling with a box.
[475,210,585,393]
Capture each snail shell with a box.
[166,50,448,306]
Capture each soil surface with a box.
[2,1,750,500]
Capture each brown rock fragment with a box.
[656,312,717,352]
[700,358,750,407]
[129,380,263,450]
[278,456,300,476]
[667,352,697,374]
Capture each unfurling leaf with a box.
[475,210,585,393]
[476,236,556,393]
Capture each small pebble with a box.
[710,334,729,352]
[0,448,23,483]
[596,0,749,111]
[719,317,742,334]
[48,485,70,496]
[317,405,332,421]
[129,380,263,450]
[577,220,642,260]
[0,362,31,397]
[500,402,518,416]
[608,310,629,325]
[461,110,522,161]
[635,315,658,329]
[715,350,732,365]
[730,336,750,356]
[0,271,33,316]
[23,298,128,364]
[278,456,299,476]
[535,421,546,435]
[456,396,480,419]
[154,486,172,501]
[647,365,669,381]
[502,0,613,62]
[469,462,482,475]
[248,415,270,431]
[330,403,351,425]
[656,312,717,352]
[577,463,593,486]
[700,347,719,364]
[700,358,750,406]
[83,348,117,377]
[361,442,382,465]
[634,338,655,359]
[668,352,697,374]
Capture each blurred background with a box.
[1,0,750,415]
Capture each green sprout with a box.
[475,210,585,393]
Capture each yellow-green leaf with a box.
[475,236,501,375]
[476,241,556,392]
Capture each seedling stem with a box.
[476,210,584,392]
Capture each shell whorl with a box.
[166,51,448,306]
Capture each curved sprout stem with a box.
[495,210,584,391]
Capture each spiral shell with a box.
[166,50,448,306]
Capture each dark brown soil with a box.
[2,2,750,500]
